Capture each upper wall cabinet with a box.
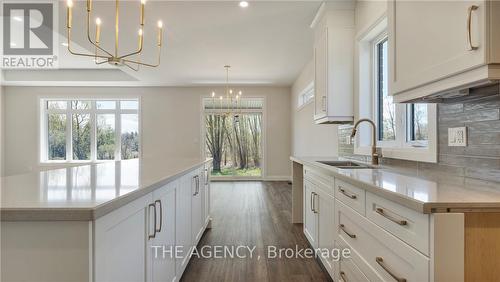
[388,0,500,103]
[313,5,355,124]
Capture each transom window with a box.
[41,99,140,163]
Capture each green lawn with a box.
[211,167,262,177]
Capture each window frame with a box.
[355,16,437,163]
[201,96,267,180]
[40,99,141,164]
[373,33,399,148]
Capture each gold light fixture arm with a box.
[65,0,162,70]
[67,28,109,59]
[86,12,113,57]
[123,43,161,68]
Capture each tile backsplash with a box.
[338,91,500,184]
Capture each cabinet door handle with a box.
[338,187,357,199]
[467,5,479,51]
[205,168,209,184]
[339,224,356,238]
[155,200,162,233]
[148,203,156,239]
[376,257,406,282]
[192,175,198,196]
[197,175,200,194]
[340,271,348,282]
[313,192,318,214]
[310,191,314,212]
[375,207,407,226]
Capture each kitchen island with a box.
[1,158,212,282]
[291,156,500,282]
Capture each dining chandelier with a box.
[210,65,243,120]
[65,0,163,71]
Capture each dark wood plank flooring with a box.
[181,181,330,282]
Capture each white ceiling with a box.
[3,1,322,86]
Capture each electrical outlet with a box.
[448,127,467,147]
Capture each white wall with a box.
[0,84,3,177]
[291,60,338,157]
[3,86,291,179]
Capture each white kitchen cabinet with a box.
[151,182,177,282]
[94,194,153,282]
[303,180,318,247]
[388,0,500,102]
[303,177,335,277]
[312,6,355,124]
[175,172,194,276]
[191,169,204,245]
[316,187,336,277]
[202,165,211,227]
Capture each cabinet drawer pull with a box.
[339,224,356,238]
[466,5,479,51]
[375,207,407,226]
[148,203,156,239]
[340,271,348,282]
[376,257,406,282]
[155,200,162,233]
[339,187,357,199]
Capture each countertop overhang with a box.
[1,158,212,221]
[291,156,500,213]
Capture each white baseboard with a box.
[263,176,292,182]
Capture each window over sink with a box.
[356,16,437,163]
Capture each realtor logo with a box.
[1,2,58,68]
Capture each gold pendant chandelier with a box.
[210,65,243,120]
[65,0,163,71]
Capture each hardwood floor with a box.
[181,181,331,282]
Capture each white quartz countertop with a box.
[1,158,211,221]
[291,156,500,213]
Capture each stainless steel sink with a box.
[316,160,374,169]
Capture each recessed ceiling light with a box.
[62,42,68,47]
[239,1,249,8]
[13,16,22,22]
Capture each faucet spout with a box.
[350,118,381,165]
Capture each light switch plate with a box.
[448,127,467,147]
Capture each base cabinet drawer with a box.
[336,200,429,282]
[335,179,366,216]
[366,192,430,255]
[338,252,370,282]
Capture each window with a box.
[41,99,140,163]
[355,17,437,163]
[203,98,264,178]
[407,104,428,143]
[297,82,314,109]
[375,38,396,142]
[374,35,431,146]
